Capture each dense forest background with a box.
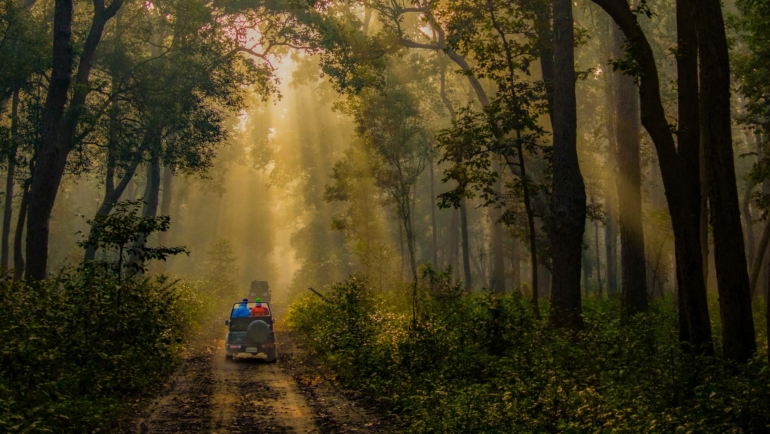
[1,0,770,431]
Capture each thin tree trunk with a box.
[602,218,614,299]
[440,65,461,282]
[511,235,521,291]
[450,207,459,281]
[2,90,19,269]
[613,23,648,318]
[460,198,472,291]
[158,165,173,247]
[510,138,540,316]
[142,153,161,218]
[604,26,618,298]
[595,216,603,296]
[749,217,770,297]
[694,0,757,362]
[742,182,755,267]
[550,0,586,330]
[429,157,438,270]
[13,178,30,280]
[129,150,161,266]
[398,219,405,278]
[489,162,506,294]
[533,1,554,120]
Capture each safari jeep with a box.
[224,300,277,362]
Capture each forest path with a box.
[120,326,390,433]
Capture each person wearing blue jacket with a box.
[232,299,251,318]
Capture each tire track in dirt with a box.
[120,326,391,434]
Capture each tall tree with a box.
[612,23,648,317]
[25,0,124,281]
[675,0,701,344]
[592,0,713,354]
[550,0,586,330]
[694,0,756,362]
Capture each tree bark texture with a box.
[550,0,586,330]
[612,23,648,317]
[693,0,756,363]
[25,0,75,281]
[593,0,713,353]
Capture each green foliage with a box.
[79,200,189,275]
[0,268,211,432]
[289,274,770,433]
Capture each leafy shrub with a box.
[0,267,211,432]
[289,271,770,433]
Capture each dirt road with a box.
[120,330,391,434]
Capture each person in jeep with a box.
[232,299,251,318]
[250,299,269,316]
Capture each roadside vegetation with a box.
[289,272,770,433]
[0,202,236,432]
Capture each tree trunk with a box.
[2,90,19,270]
[142,153,161,218]
[490,175,506,293]
[533,1,554,120]
[158,165,174,247]
[603,218,614,299]
[742,183,755,269]
[511,235,521,291]
[509,139,540,315]
[694,0,757,362]
[550,0,586,330]
[449,207,459,281]
[595,216,602,296]
[613,23,648,318]
[593,0,713,355]
[749,218,770,297]
[129,150,161,265]
[13,179,30,280]
[460,198,472,291]
[429,157,438,270]
[25,0,123,281]
[675,0,701,346]
[604,31,618,299]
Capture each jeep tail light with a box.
[229,345,240,349]
[262,343,275,348]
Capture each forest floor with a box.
[117,321,394,434]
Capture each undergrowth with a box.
[0,267,216,433]
[288,270,770,433]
